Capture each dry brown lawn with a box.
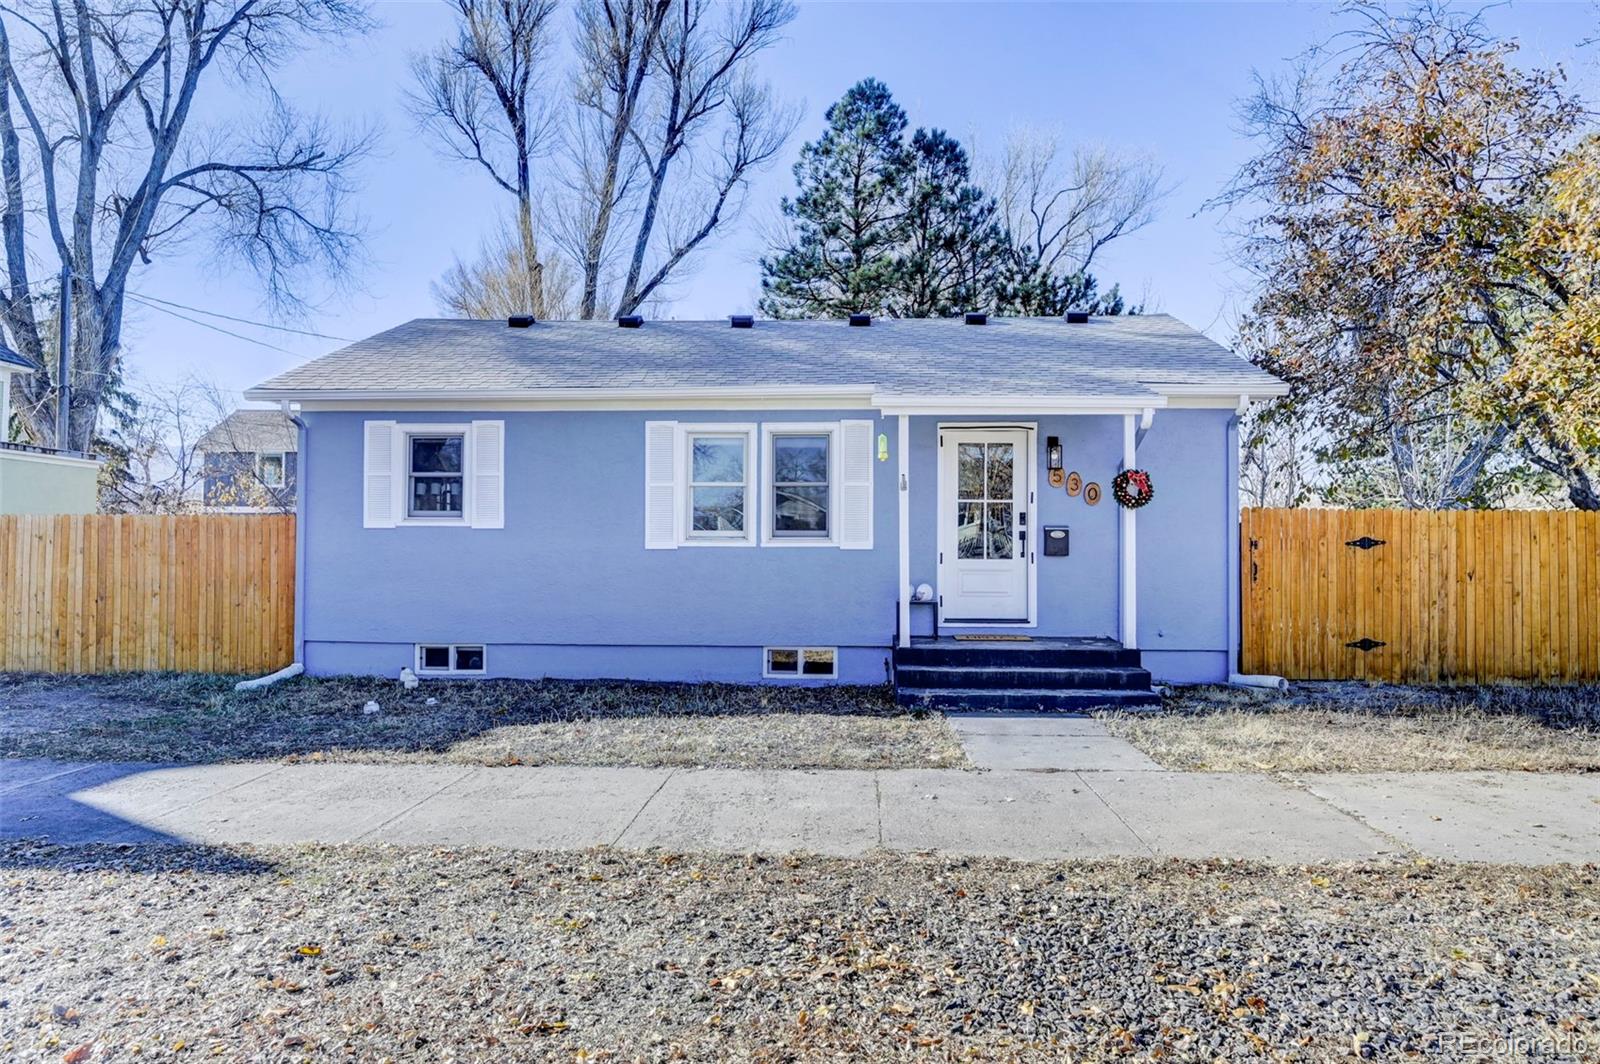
[1102,683,1600,772]
[0,673,966,771]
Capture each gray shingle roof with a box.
[0,343,36,371]
[197,409,299,453]
[248,315,1283,400]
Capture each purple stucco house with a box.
[244,313,1286,709]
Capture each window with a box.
[416,643,486,675]
[685,428,755,543]
[771,432,831,539]
[257,452,286,487]
[408,433,464,517]
[764,646,837,678]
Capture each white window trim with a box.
[760,422,839,547]
[398,422,472,527]
[257,451,286,487]
[414,642,487,675]
[678,423,757,547]
[763,646,838,679]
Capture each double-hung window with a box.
[257,452,286,488]
[684,426,756,544]
[643,419,869,550]
[408,433,465,518]
[762,424,838,545]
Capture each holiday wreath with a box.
[1112,468,1154,509]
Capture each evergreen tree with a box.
[894,129,1009,317]
[760,79,910,317]
[998,266,1139,316]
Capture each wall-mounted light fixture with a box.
[1046,436,1063,472]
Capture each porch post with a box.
[1120,413,1138,648]
[897,414,911,648]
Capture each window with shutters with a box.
[642,419,870,550]
[363,420,504,530]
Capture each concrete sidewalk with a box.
[3,757,1596,863]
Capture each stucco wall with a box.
[298,406,1235,683]
[0,450,100,515]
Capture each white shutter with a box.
[363,420,398,528]
[644,420,679,549]
[838,419,874,550]
[469,420,505,529]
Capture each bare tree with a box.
[557,0,673,319]
[613,0,795,315]
[989,129,1166,313]
[0,0,371,452]
[98,377,210,513]
[408,0,570,317]
[435,222,577,318]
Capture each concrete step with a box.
[894,664,1154,691]
[895,687,1163,713]
[894,641,1141,669]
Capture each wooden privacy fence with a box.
[1242,508,1600,683]
[0,514,295,675]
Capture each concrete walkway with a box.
[3,756,1596,863]
[946,713,1161,771]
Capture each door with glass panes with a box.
[937,428,1030,622]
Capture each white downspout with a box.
[1120,412,1138,648]
[897,414,911,648]
[1227,394,1288,691]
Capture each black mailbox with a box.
[1043,526,1069,556]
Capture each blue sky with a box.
[122,0,1598,400]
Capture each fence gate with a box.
[0,514,295,675]
[1241,508,1600,683]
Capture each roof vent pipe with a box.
[964,312,987,325]
[617,314,644,328]
[507,314,535,328]
[848,313,871,327]
[730,315,754,329]
[1065,310,1090,324]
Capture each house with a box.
[196,409,298,512]
[0,343,101,516]
[244,313,1288,707]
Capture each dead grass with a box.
[0,673,966,771]
[1102,682,1600,772]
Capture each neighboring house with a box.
[0,343,101,516]
[244,313,1287,706]
[197,409,298,512]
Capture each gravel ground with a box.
[1102,683,1600,773]
[2,844,1596,1062]
[0,674,965,770]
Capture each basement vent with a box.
[1065,310,1090,324]
[506,314,535,328]
[730,315,754,329]
[617,314,644,328]
[848,313,871,327]
[964,312,987,325]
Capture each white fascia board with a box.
[1147,381,1292,403]
[872,393,1168,416]
[0,447,102,470]
[245,383,878,411]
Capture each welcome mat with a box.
[952,634,1032,641]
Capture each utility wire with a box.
[126,289,355,342]
[124,292,298,355]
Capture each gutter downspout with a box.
[1227,395,1288,692]
[286,400,308,670]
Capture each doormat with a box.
[953,634,1032,641]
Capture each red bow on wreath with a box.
[1112,468,1155,509]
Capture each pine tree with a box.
[760,79,911,317]
[894,129,1009,317]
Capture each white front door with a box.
[938,427,1030,622]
